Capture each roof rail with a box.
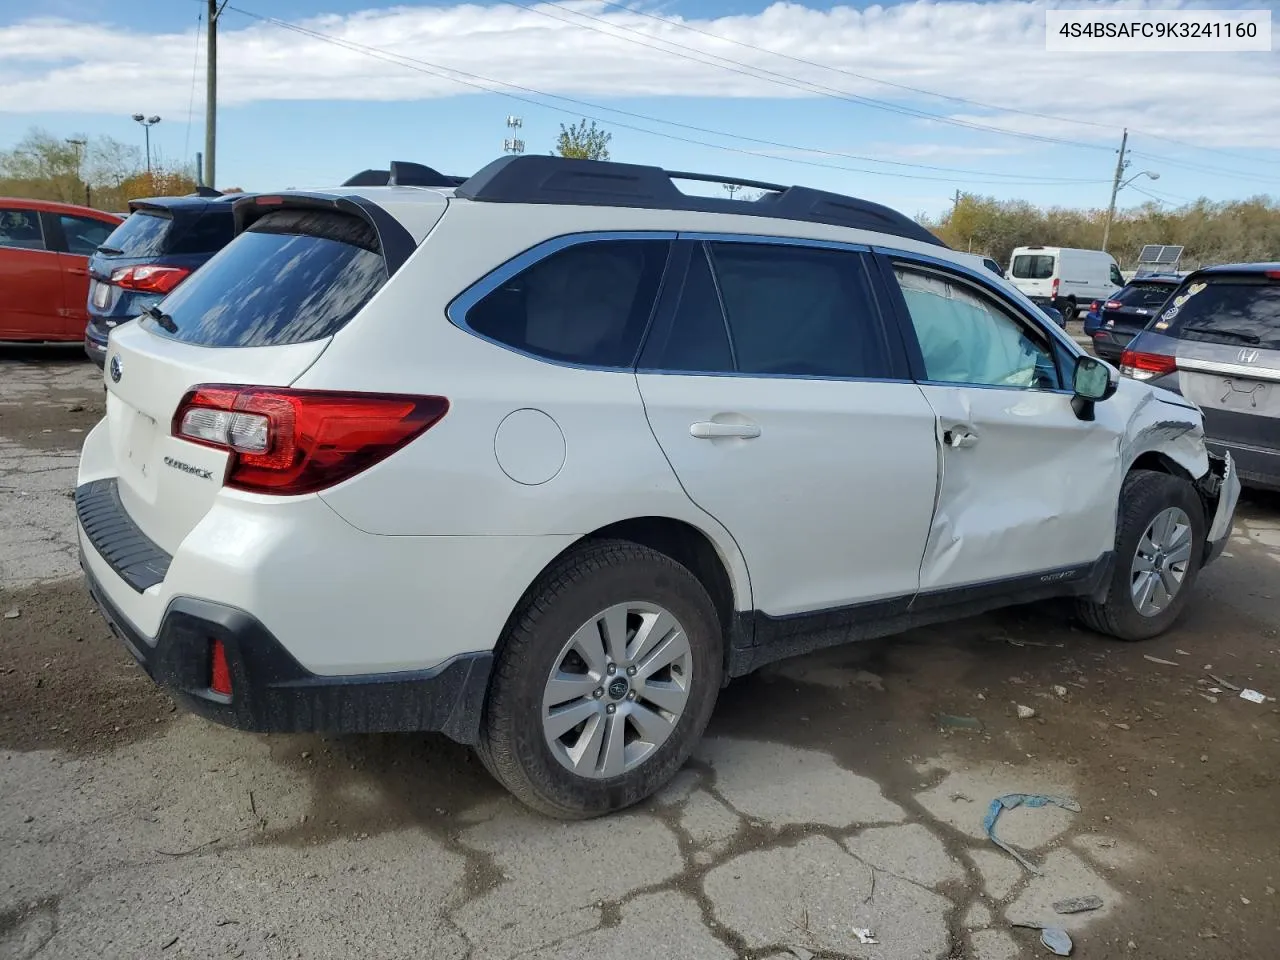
[342,161,465,188]
[454,155,946,248]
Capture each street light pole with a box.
[65,137,88,205]
[132,114,162,179]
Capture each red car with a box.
[0,198,122,343]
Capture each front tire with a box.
[1077,470,1206,641]
[477,540,723,819]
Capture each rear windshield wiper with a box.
[142,304,178,333]
[1181,325,1260,344]
[95,244,123,255]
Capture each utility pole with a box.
[205,0,220,189]
[1101,128,1128,253]
[952,189,961,212]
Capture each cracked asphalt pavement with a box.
[2,348,1279,959]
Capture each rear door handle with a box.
[943,428,979,448]
[690,421,761,440]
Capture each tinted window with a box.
[169,210,235,255]
[1110,264,1125,286]
[148,209,387,347]
[1011,254,1054,280]
[466,239,669,368]
[895,267,1060,390]
[641,246,733,372]
[1161,278,1280,350]
[59,215,116,256]
[98,210,172,258]
[0,208,45,250]
[1113,282,1176,309]
[708,242,889,378]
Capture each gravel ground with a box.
[2,347,1278,960]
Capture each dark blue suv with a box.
[85,190,240,366]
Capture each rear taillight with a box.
[1104,299,1122,309]
[1051,278,1060,298]
[1267,271,1280,280]
[1119,349,1177,381]
[1089,300,1100,312]
[172,385,449,495]
[110,265,191,294]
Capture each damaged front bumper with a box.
[1198,452,1240,566]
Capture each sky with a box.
[1,0,1277,218]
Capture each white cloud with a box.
[0,0,1278,151]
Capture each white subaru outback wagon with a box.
[77,156,1240,818]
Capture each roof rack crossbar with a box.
[454,156,946,248]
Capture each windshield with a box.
[98,210,173,258]
[1011,254,1054,280]
[1161,278,1280,350]
[1112,282,1177,310]
[145,208,387,347]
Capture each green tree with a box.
[554,119,612,161]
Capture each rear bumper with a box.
[81,555,493,743]
[84,328,108,368]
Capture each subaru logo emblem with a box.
[1238,348,1260,364]
[108,354,123,383]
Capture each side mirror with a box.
[1071,355,1118,421]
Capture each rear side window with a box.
[709,242,889,378]
[1011,254,1054,279]
[1160,277,1280,350]
[465,239,670,368]
[1113,282,1176,309]
[98,210,173,257]
[147,209,387,347]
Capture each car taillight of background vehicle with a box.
[172,385,449,495]
[109,265,192,294]
[1051,279,1060,299]
[1119,349,1177,381]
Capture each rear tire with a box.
[1061,297,1078,323]
[1077,470,1206,641]
[477,540,723,819]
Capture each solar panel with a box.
[1137,244,1183,266]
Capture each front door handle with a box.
[943,428,979,449]
[690,421,761,440]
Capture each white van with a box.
[1008,246,1124,321]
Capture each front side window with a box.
[59,215,116,256]
[0,208,45,250]
[465,239,670,368]
[1110,264,1125,286]
[895,266,1060,390]
[1011,254,1054,280]
[148,208,387,347]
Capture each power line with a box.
[505,0,1113,154]
[183,10,203,162]
[576,0,1280,170]
[1126,149,1278,186]
[219,3,1109,187]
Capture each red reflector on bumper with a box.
[210,639,233,696]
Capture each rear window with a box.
[98,210,173,258]
[168,210,235,255]
[1112,282,1176,309]
[1011,254,1054,280]
[1161,277,1280,350]
[145,209,387,347]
